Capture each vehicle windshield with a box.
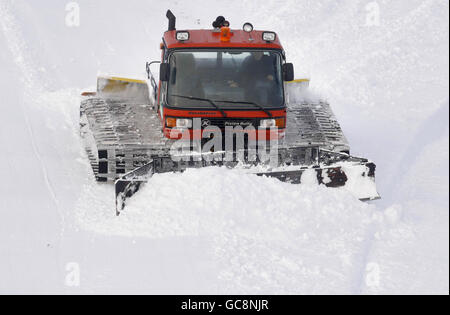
[167,50,284,109]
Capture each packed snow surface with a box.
[0,0,448,294]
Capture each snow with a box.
[340,163,379,200]
[117,167,379,294]
[0,0,448,294]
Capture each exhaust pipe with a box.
[166,10,176,31]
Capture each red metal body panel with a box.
[164,30,283,50]
[164,108,286,118]
[162,108,286,140]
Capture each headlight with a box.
[176,31,190,41]
[176,118,193,128]
[262,32,276,42]
[260,119,276,128]
[260,118,285,128]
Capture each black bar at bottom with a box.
[138,296,311,313]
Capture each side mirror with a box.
[283,63,294,82]
[160,63,170,82]
[146,61,161,79]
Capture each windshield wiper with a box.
[170,94,227,118]
[170,95,273,118]
[213,100,273,118]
